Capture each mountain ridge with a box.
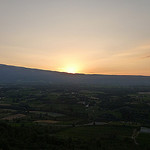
[0,64,150,86]
[0,64,148,77]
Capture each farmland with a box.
[0,84,150,149]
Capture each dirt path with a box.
[131,129,139,145]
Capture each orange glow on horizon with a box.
[59,65,80,74]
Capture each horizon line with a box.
[0,63,149,77]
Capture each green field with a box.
[0,85,150,149]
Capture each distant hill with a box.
[0,64,150,86]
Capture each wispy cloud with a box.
[142,55,150,59]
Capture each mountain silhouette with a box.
[0,64,150,86]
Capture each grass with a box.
[57,125,134,140]
[56,125,141,150]
[137,133,150,149]
[29,111,65,117]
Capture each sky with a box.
[0,0,150,75]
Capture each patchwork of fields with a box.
[0,85,150,149]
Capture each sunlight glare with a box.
[65,66,77,74]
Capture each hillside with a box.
[0,64,150,86]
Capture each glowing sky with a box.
[0,0,150,75]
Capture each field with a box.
[0,84,150,149]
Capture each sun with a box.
[65,66,77,74]
[59,64,80,74]
[60,65,79,74]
